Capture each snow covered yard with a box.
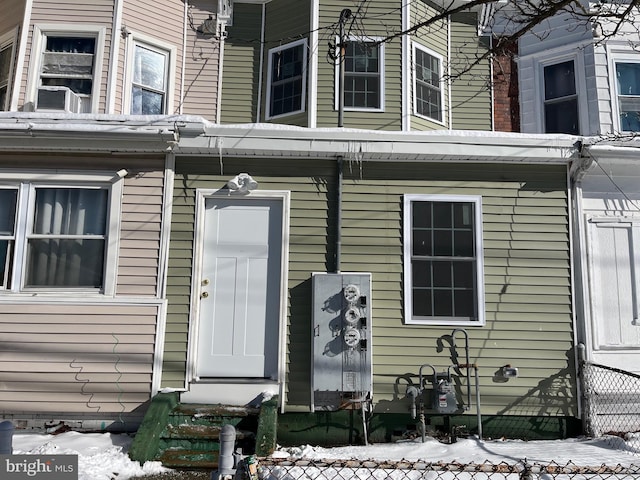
[9,430,640,480]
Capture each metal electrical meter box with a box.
[311,273,372,411]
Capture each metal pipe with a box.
[0,420,13,454]
[451,328,471,410]
[474,365,482,440]
[335,155,343,273]
[337,9,351,128]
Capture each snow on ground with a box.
[9,431,640,480]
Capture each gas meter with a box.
[433,375,458,414]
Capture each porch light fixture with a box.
[227,173,258,193]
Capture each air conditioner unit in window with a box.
[36,86,82,113]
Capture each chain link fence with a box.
[256,458,640,480]
[581,362,640,453]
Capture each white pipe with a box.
[179,0,187,114]
[106,0,123,113]
[309,0,319,128]
[401,0,409,131]
[256,3,266,122]
[474,365,482,439]
[10,0,33,111]
[216,24,225,124]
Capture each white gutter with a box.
[309,0,319,128]
[106,0,123,113]
[10,0,34,111]
[177,125,579,162]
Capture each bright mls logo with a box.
[1,455,78,480]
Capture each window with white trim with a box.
[543,60,579,134]
[614,62,640,132]
[413,43,443,123]
[403,195,485,326]
[0,175,121,294]
[267,40,307,119]
[130,42,170,115]
[338,38,384,110]
[0,32,16,111]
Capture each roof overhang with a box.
[175,123,581,164]
[0,113,183,153]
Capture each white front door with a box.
[195,196,283,378]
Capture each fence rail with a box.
[257,459,640,480]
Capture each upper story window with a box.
[413,43,443,123]
[266,40,307,119]
[615,62,640,132]
[0,31,16,111]
[0,173,122,295]
[403,194,485,326]
[125,34,175,115]
[337,38,384,111]
[543,60,579,134]
[29,26,105,114]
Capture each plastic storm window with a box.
[267,40,307,119]
[40,35,96,111]
[403,194,485,326]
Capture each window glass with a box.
[0,42,12,110]
[269,42,305,117]
[405,197,483,325]
[131,44,167,115]
[0,189,17,288]
[25,188,108,288]
[40,36,95,98]
[414,47,442,121]
[616,63,640,131]
[543,61,579,134]
[344,41,380,109]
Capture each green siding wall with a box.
[263,0,310,126]
[410,0,449,130]
[316,0,403,129]
[163,158,576,420]
[221,3,263,124]
[450,12,492,130]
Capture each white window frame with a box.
[609,48,640,133]
[123,32,175,115]
[0,29,17,111]
[266,39,307,120]
[403,194,485,326]
[0,171,123,296]
[334,36,385,112]
[26,24,106,114]
[531,51,587,135]
[412,42,445,124]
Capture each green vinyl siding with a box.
[316,0,402,129]
[221,3,263,124]
[263,0,310,125]
[163,158,575,419]
[410,0,449,130]
[450,12,492,130]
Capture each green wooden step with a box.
[159,448,219,469]
[164,423,254,440]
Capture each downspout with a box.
[336,155,343,273]
[106,0,123,113]
[401,0,409,131]
[179,0,187,114]
[10,0,34,111]
[256,3,266,123]
[216,22,225,124]
[447,14,452,129]
[309,0,319,128]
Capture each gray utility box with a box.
[311,272,372,411]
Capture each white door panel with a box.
[196,198,282,378]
